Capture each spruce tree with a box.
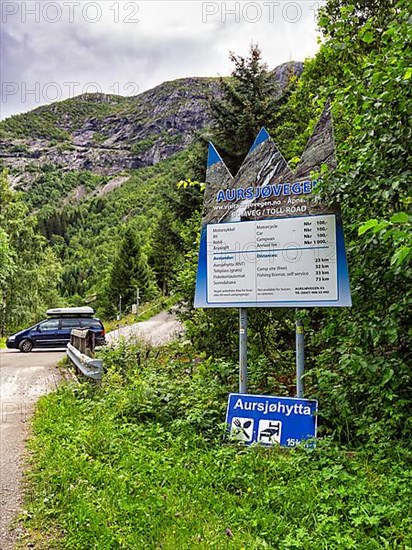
[150,210,182,295]
[210,44,278,174]
[106,227,154,315]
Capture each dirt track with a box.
[0,349,64,550]
[106,310,183,346]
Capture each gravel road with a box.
[106,310,184,346]
[0,349,64,550]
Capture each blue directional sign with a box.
[226,393,318,447]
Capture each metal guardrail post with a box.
[67,329,103,380]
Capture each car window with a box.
[80,318,102,329]
[39,319,59,331]
[61,318,82,329]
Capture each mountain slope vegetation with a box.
[0,63,302,188]
[2,0,411,547]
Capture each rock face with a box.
[0,62,303,188]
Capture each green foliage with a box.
[149,210,182,294]
[319,0,398,41]
[0,170,62,334]
[129,131,182,156]
[130,135,157,155]
[264,0,411,445]
[0,228,15,286]
[181,136,210,185]
[23,169,109,210]
[105,226,157,316]
[0,94,128,141]
[30,153,189,314]
[23,343,412,548]
[358,213,411,267]
[210,44,281,174]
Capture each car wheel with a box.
[19,339,34,353]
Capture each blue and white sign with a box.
[194,101,351,309]
[226,393,318,447]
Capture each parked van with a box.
[6,307,106,352]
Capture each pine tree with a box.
[150,210,182,295]
[210,44,278,174]
[106,227,154,315]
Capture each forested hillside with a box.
[1,0,410,442]
[0,61,302,331]
[2,0,411,547]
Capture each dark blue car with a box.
[6,307,106,352]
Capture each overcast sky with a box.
[1,1,325,120]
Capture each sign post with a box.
[117,294,122,321]
[239,308,248,393]
[194,101,351,446]
[132,289,140,316]
[295,313,305,398]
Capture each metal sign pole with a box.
[295,311,305,398]
[239,308,248,393]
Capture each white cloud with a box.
[0,1,325,119]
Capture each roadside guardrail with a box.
[66,329,103,381]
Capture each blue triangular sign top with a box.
[207,142,225,167]
[249,127,271,153]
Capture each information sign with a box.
[195,101,351,308]
[207,214,338,304]
[226,393,318,447]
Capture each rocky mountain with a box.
[0,62,303,189]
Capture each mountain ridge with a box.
[0,61,303,189]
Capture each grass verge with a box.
[21,342,412,549]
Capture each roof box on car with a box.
[46,306,95,318]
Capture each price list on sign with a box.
[206,214,338,304]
